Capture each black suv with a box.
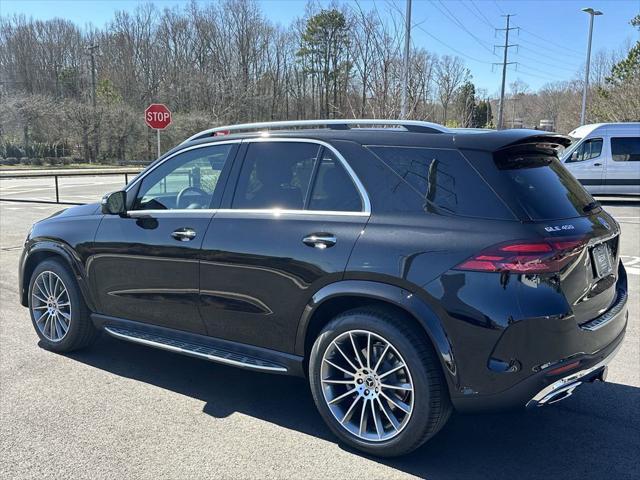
[20,120,628,457]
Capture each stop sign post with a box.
[145,104,172,158]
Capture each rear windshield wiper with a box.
[583,200,601,213]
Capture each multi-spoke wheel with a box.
[321,330,414,442]
[31,270,72,342]
[309,308,452,457]
[28,259,98,352]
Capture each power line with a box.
[520,27,583,56]
[518,45,582,69]
[493,0,505,15]
[514,52,580,74]
[516,38,584,68]
[384,0,488,64]
[430,0,497,56]
[516,62,571,79]
[462,0,496,30]
[514,65,565,82]
[518,30,584,58]
[414,24,493,65]
[469,0,496,29]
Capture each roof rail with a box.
[181,119,450,144]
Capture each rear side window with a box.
[611,137,640,162]
[232,142,320,210]
[494,152,595,220]
[566,138,602,162]
[367,146,513,219]
[308,151,362,211]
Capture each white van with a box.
[560,123,640,195]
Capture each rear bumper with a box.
[525,339,619,408]
[452,303,627,413]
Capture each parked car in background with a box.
[20,120,628,457]
[560,123,640,195]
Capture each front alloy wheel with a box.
[28,258,98,352]
[31,270,72,342]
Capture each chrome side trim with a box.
[125,208,368,218]
[127,209,216,218]
[181,119,450,144]
[104,326,288,373]
[216,209,369,217]
[124,137,372,216]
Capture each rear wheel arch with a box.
[296,280,458,389]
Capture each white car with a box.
[560,123,640,195]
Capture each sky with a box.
[1,0,639,94]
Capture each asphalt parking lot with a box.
[1,178,639,479]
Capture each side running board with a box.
[104,326,288,373]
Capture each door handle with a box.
[594,163,602,166]
[303,233,336,249]
[171,228,197,241]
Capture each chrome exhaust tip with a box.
[543,382,581,405]
[526,363,610,409]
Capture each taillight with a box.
[213,130,230,136]
[455,237,587,273]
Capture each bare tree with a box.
[435,55,469,124]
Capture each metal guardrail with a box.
[0,169,142,205]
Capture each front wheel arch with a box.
[21,243,94,311]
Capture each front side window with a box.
[134,144,234,210]
[611,137,640,162]
[232,142,320,210]
[567,138,603,163]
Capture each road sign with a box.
[145,104,171,158]
[145,103,172,130]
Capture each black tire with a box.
[309,307,452,457]
[28,258,98,352]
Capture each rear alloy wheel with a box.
[309,308,452,457]
[320,330,414,442]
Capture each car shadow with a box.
[64,335,640,480]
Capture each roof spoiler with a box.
[499,133,573,150]
[493,133,572,158]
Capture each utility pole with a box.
[580,8,603,125]
[87,44,99,163]
[400,0,412,119]
[486,96,490,127]
[494,15,518,130]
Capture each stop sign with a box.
[145,103,172,130]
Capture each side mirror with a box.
[101,190,127,215]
